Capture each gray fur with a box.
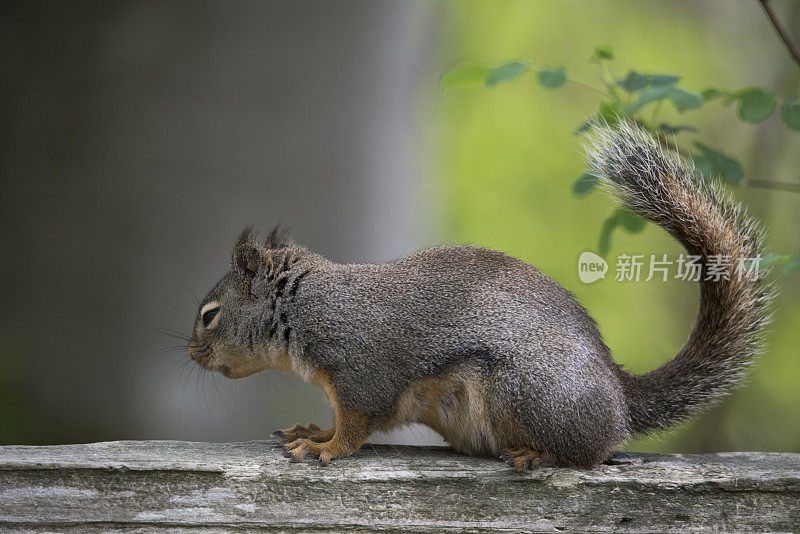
[188,121,772,468]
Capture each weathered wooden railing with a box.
[0,440,798,532]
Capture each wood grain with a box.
[1,440,798,532]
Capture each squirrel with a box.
[187,120,773,469]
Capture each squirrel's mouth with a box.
[188,340,233,377]
[187,339,213,368]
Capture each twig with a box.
[566,78,608,96]
[742,178,800,193]
[758,0,800,69]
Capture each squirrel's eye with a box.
[201,306,220,328]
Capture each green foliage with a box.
[591,45,614,62]
[782,98,800,132]
[485,61,530,87]
[537,67,567,89]
[572,173,598,196]
[748,252,800,274]
[624,84,675,114]
[782,253,800,274]
[441,61,491,90]
[729,88,777,124]
[669,88,703,112]
[442,60,571,92]
[441,45,799,271]
[692,143,744,184]
[617,71,679,93]
[598,209,646,257]
[658,123,696,135]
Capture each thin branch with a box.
[566,78,608,96]
[742,178,800,193]
[758,0,800,69]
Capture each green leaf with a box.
[718,156,745,185]
[597,209,646,256]
[591,46,614,61]
[572,173,598,195]
[441,61,491,90]
[572,120,593,135]
[669,88,703,112]
[741,253,784,270]
[781,98,800,132]
[759,253,789,268]
[784,253,800,274]
[599,99,623,120]
[692,154,715,178]
[735,88,776,124]
[617,71,650,93]
[693,143,744,184]
[624,84,674,114]
[537,67,567,89]
[485,61,530,87]
[598,215,617,257]
[616,209,646,232]
[658,123,697,135]
[571,100,624,134]
[648,74,681,87]
[617,72,680,93]
[701,87,727,101]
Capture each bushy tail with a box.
[585,120,774,435]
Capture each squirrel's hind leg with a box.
[500,448,572,470]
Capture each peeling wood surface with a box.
[0,440,798,533]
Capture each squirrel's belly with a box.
[392,368,499,456]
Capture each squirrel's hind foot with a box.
[500,448,565,470]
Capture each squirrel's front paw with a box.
[272,422,334,443]
[283,438,335,466]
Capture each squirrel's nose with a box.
[187,339,209,363]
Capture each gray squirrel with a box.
[188,121,773,469]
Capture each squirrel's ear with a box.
[232,226,263,277]
[264,225,293,250]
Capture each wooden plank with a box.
[1,440,798,532]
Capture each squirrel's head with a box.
[188,226,294,379]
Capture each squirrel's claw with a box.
[317,451,332,467]
[284,439,309,462]
[283,438,334,466]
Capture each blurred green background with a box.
[433,0,800,453]
[0,1,797,454]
